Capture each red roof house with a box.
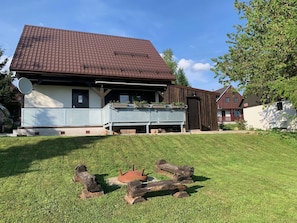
[10,25,217,135]
[215,85,244,123]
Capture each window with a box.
[225,97,230,103]
[120,95,130,103]
[234,110,241,117]
[234,97,238,103]
[78,95,83,104]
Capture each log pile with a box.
[155,159,194,183]
[73,164,104,199]
[125,180,189,204]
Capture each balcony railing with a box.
[102,103,186,134]
[21,108,102,127]
[21,103,186,134]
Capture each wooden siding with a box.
[163,85,218,131]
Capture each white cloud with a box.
[193,62,212,71]
[178,58,193,70]
[158,55,217,89]
[178,58,214,89]
[178,59,212,72]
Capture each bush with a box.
[236,119,247,130]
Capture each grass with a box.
[0,132,297,222]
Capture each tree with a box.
[161,49,190,86]
[176,68,190,87]
[0,47,19,121]
[211,0,297,107]
[0,48,13,104]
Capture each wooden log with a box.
[124,194,146,204]
[155,159,194,183]
[172,191,189,198]
[139,180,187,193]
[125,180,189,204]
[73,164,104,198]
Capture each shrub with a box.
[236,119,247,130]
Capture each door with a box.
[187,97,201,130]
[72,89,89,108]
[222,110,226,122]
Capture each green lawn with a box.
[1,132,297,223]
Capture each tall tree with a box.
[176,68,190,87]
[211,0,297,107]
[162,49,190,86]
[0,48,18,120]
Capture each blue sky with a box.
[1,0,240,91]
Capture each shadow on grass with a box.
[0,136,111,178]
[95,174,121,194]
[187,185,204,194]
[192,175,211,182]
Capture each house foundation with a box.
[13,126,108,136]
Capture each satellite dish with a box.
[17,77,33,94]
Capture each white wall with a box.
[244,100,297,130]
[24,85,101,108]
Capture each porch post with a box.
[92,86,111,108]
[109,104,113,135]
[109,122,113,135]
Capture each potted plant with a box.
[110,100,130,108]
[134,100,151,108]
[151,102,166,108]
[170,102,186,108]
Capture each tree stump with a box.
[73,164,104,198]
[155,159,194,183]
[125,180,189,204]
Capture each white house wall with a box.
[243,100,297,130]
[24,85,101,108]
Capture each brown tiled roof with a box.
[10,25,175,82]
[215,86,229,95]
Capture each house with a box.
[10,25,218,136]
[215,85,244,123]
[243,95,297,130]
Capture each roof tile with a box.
[10,25,175,82]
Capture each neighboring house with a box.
[243,95,297,130]
[10,25,218,136]
[215,85,243,123]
